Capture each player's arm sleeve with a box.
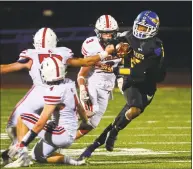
[61,48,74,65]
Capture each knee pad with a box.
[31,145,47,163]
[31,151,47,163]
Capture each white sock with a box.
[64,156,78,166]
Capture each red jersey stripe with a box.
[44,96,61,99]
[44,99,61,102]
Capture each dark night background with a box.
[0,1,192,86]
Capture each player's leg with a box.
[77,103,129,160]
[76,86,98,139]
[78,88,111,160]
[105,86,142,151]
[31,139,85,165]
[4,116,33,168]
[105,86,155,151]
[1,86,38,165]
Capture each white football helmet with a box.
[40,57,66,83]
[94,15,119,45]
[33,28,58,49]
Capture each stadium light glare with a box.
[43,9,53,17]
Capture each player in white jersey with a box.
[4,58,89,168]
[76,15,123,139]
[0,27,115,165]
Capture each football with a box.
[115,42,131,58]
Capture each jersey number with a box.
[38,54,63,64]
[86,39,94,44]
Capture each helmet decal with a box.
[50,57,59,77]
[40,57,66,83]
[94,15,119,46]
[105,15,110,28]
[33,27,57,49]
[42,28,48,48]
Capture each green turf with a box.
[0,87,191,169]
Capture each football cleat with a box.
[0,150,13,166]
[77,143,97,161]
[4,150,31,168]
[105,130,118,152]
[64,156,86,166]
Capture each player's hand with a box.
[79,85,89,102]
[47,121,57,131]
[116,42,131,58]
[105,44,115,55]
[8,143,27,159]
[85,110,95,118]
[117,77,124,94]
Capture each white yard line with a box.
[0,148,191,156]
[90,160,191,164]
[71,142,191,145]
[1,141,191,146]
[85,134,191,137]
[1,115,191,119]
[0,133,191,140]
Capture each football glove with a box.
[79,85,89,102]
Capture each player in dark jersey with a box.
[78,10,166,160]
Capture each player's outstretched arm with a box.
[0,60,32,74]
[67,44,115,67]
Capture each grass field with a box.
[0,87,191,169]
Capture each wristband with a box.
[79,85,86,91]
[21,130,37,146]
[77,76,86,81]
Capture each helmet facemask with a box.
[133,21,158,39]
[95,15,119,46]
[94,29,118,46]
[133,11,160,39]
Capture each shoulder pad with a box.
[19,49,34,59]
[82,36,99,56]
[55,47,74,57]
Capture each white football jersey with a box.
[81,36,122,90]
[18,47,73,86]
[44,79,78,132]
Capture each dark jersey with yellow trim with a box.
[118,30,166,94]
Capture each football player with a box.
[78,10,166,160]
[0,27,114,165]
[4,58,89,167]
[76,15,122,139]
